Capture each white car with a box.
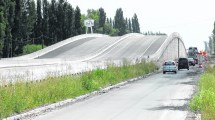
[163,61,177,74]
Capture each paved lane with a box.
[36,34,167,61]
[37,37,120,60]
[91,35,167,61]
[33,67,200,120]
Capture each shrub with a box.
[22,44,44,55]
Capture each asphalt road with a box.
[91,36,167,61]
[36,35,167,61]
[37,37,120,60]
[33,67,201,120]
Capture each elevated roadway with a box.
[0,33,187,83]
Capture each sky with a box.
[66,0,215,50]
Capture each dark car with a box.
[178,58,189,70]
[188,58,195,66]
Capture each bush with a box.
[22,44,44,55]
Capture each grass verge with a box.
[189,65,215,120]
[0,60,157,119]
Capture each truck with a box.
[188,47,199,64]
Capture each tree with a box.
[56,0,65,41]
[48,0,57,44]
[74,6,82,35]
[125,17,128,30]
[42,0,49,45]
[87,9,99,33]
[106,18,109,24]
[2,1,15,57]
[62,1,69,39]
[27,0,36,37]
[0,0,6,57]
[128,18,132,33]
[132,13,140,33]
[11,0,22,56]
[35,0,42,40]
[65,4,74,38]
[98,7,106,33]
[114,8,126,36]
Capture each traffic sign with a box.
[84,19,94,27]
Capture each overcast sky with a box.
[67,0,215,50]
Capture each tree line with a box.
[0,0,140,58]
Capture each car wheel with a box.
[163,71,165,74]
[175,71,177,74]
[188,68,189,70]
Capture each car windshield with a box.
[164,62,175,65]
[188,58,193,61]
[179,58,188,62]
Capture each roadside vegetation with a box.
[0,60,157,119]
[22,44,44,55]
[190,64,215,120]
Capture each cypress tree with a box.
[98,7,106,28]
[62,1,68,39]
[112,19,115,28]
[48,0,57,44]
[42,0,49,45]
[0,0,6,57]
[65,4,74,38]
[74,6,82,35]
[125,17,128,30]
[114,8,126,36]
[11,0,22,56]
[27,0,36,37]
[56,0,64,41]
[35,0,42,41]
[2,1,15,57]
[128,18,132,32]
[132,13,140,33]
[132,18,135,33]
[106,18,109,24]
[20,0,28,38]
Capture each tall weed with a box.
[190,66,215,120]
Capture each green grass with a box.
[0,60,157,119]
[190,65,215,120]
